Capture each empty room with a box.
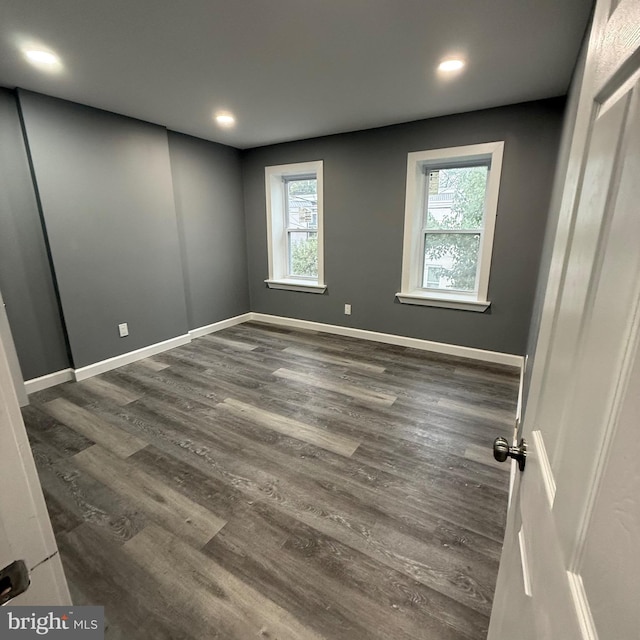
[2,1,639,639]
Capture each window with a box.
[265,161,325,293]
[397,142,504,311]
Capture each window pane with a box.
[423,233,480,292]
[425,166,488,230]
[286,179,317,230]
[288,231,318,278]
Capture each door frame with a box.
[0,316,70,605]
[0,287,28,407]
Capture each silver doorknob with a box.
[493,437,527,471]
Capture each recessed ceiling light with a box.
[438,59,465,72]
[214,112,236,127]
[24,49,60,66]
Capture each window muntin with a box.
[284,177,318,279]
[421,165,489,293]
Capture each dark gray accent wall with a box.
[242,99,565,356]
[168,132,249,329]
[19,90,189,369]
[0,89,70,379]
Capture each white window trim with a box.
[396,141,504,312]
[265,160,326,294]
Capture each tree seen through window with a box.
[423,165,489,292]
[286,178,318,278]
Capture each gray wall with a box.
[0,89,70,379]
[1,88,565,378]
[242,98,565,356]
[19,91,189,369]
[168,132,249,330]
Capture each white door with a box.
[489,0,640,638]
[0,316,70,605]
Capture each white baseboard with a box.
[24,368,74,394]
[73,334,191,381]
[189,313,252,339]
[249,312,523,368]
[25,311,522,394]
[25,313,252,393]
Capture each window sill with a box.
[396,291,490,312]
[265,279,327,294]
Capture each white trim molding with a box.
[398,141,504,311]
[188,313,252,339]
[250,312,522,367]
[516,355,527,427]
[74,334,191,381]
[24,311,521,395]
[25,313,253,393]
[265,160,325,291]
[395,292,490,312]
[518,527,533,597]
[567,571,598,640]
[24,368,74,394]
[508,357,526,506]
[265,279,327,294]
[532,429,557,507]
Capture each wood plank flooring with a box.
[23,322,518,640]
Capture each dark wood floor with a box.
[23,322,518,640]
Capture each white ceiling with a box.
[0,0,592,149]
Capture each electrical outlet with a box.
[118,322,129,337]
[344,304,352,315]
